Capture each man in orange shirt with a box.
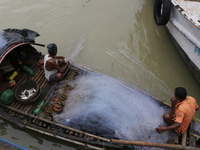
[156,87,199,135]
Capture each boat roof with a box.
[0,28,40,64]
[172,0,200,28]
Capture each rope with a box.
[24,117,30,125]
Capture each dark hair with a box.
[175,87,187,100]
[47,43,57,55]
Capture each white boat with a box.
[153,0,200,84]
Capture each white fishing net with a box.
[52,64,177,149]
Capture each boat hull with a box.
[165,0,200,84]
[1,28,200,149]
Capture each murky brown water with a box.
[0,0,200,149]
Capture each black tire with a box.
[153,0,171,26]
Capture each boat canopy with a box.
[0,28,40,57]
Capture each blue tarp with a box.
[0,28,39,56]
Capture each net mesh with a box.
[50,64,200,149]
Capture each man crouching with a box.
[44,43,69,85]
[156,87,199,136]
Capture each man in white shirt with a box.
[44,43,69,85]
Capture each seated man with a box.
[44,43,69,85]
[156,87,199,135]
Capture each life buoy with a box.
[153,0,171,26]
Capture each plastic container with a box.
[22,65,35,76]
[0,89,14,105]
[8,80,16,88]
[8,70,19,80]
[34,100,45,115]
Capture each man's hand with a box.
[156,122,181,134]
[156,125,166,134]
[60,60,69,73]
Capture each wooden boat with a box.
[0,137,28,150]
[153,0,200,85]
[0,28,200,150]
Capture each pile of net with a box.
[52,64,178,148]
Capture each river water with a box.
[0,0,200,150]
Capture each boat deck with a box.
[0,62,199,149]
[0,63,123,150]
[172,0,200,27]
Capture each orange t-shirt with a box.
[174,96,199,135]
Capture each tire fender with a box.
[153,0,171,26]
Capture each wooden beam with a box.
[31,43,45,47]
[0,103,110,142]
[25,125,105,150]
[181,131,187,146]
[111,139,200,150]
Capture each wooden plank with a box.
[18,104,27,118]
[25,103,35,113]
[189,122,197,147]
[8,101,17,114]
[14,102,22,116]
[24,121,121,149]
[111,139,200,150]
[22,103,31,112]
[25,125,105,150]
[40,80,48,89]
[38,121,43,126]
[74,132,79,137]
[69,131,74,135]
[38,77,46,89]
[58,128,63,132]
[42,123,47,128]
[189,133,196,147]
[181,131,187,146]
[31,43,45,47]
[32,118,37,124]
[65,130,69,134]
[174,134,179,144]
[0,103,110,142]
[37,74,45,85]
[30,67,40,80]
[35,119,40,125]
[0,108,24,128]
[32,71,41,81]
[79,133,84,138]
[35,70,44,82]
